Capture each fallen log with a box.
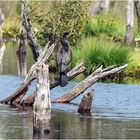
[0,44,55,104]
[53,64,128,103]
[78,89,94,114]
[23,61,86,106]
[33,63,51,134]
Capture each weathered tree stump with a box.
[78,89,94,114]
[33,63,51,134]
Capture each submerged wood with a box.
[0,44,55,104]
[33,64,51,134]
[23,61,86,106]
[78,89,94,114]
[53,64,128,103]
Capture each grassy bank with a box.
[72,37,130,73]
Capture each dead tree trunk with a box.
[0,60,85,105]
[89,0,110,15]
[78,89,94,114]
[17,2,27,77]
[33,63,51,134]
[125,0,134,45]
[135,1,140,32]
[0,44,55,104]
[23,61,85,106]
[53,64,128,103]
[17,36,27,77]
[23,0,41,61]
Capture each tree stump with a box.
[33,63,51,134]
[78,89,94,114]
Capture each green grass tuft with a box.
[84,15,124,39]
[72,37,130,72]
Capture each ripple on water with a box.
[1,75,140,120]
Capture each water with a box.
[1,45,140,139]
[1,76,140,139]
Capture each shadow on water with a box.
[1,76,140,138]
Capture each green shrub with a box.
[3,26,19,39]
[84,15,124,39]
[72,37,130,72]
[30,1,89,46]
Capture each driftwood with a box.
[53,64,128,103]
[0,44,55,104]
[23,61,86,106]
[78,89,94,114]
[33,64,51,134]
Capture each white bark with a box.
[89,0,110,15]
[33,63,51,134]
[0,43,6,73]
[125,0,134,45]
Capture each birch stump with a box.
[33,63,51,134]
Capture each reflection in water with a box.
[1,75,140,138]
[1,99,140,139]
[2,44,34,75]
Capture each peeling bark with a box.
[33,64,51,134]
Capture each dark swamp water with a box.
[1,46,140,139]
